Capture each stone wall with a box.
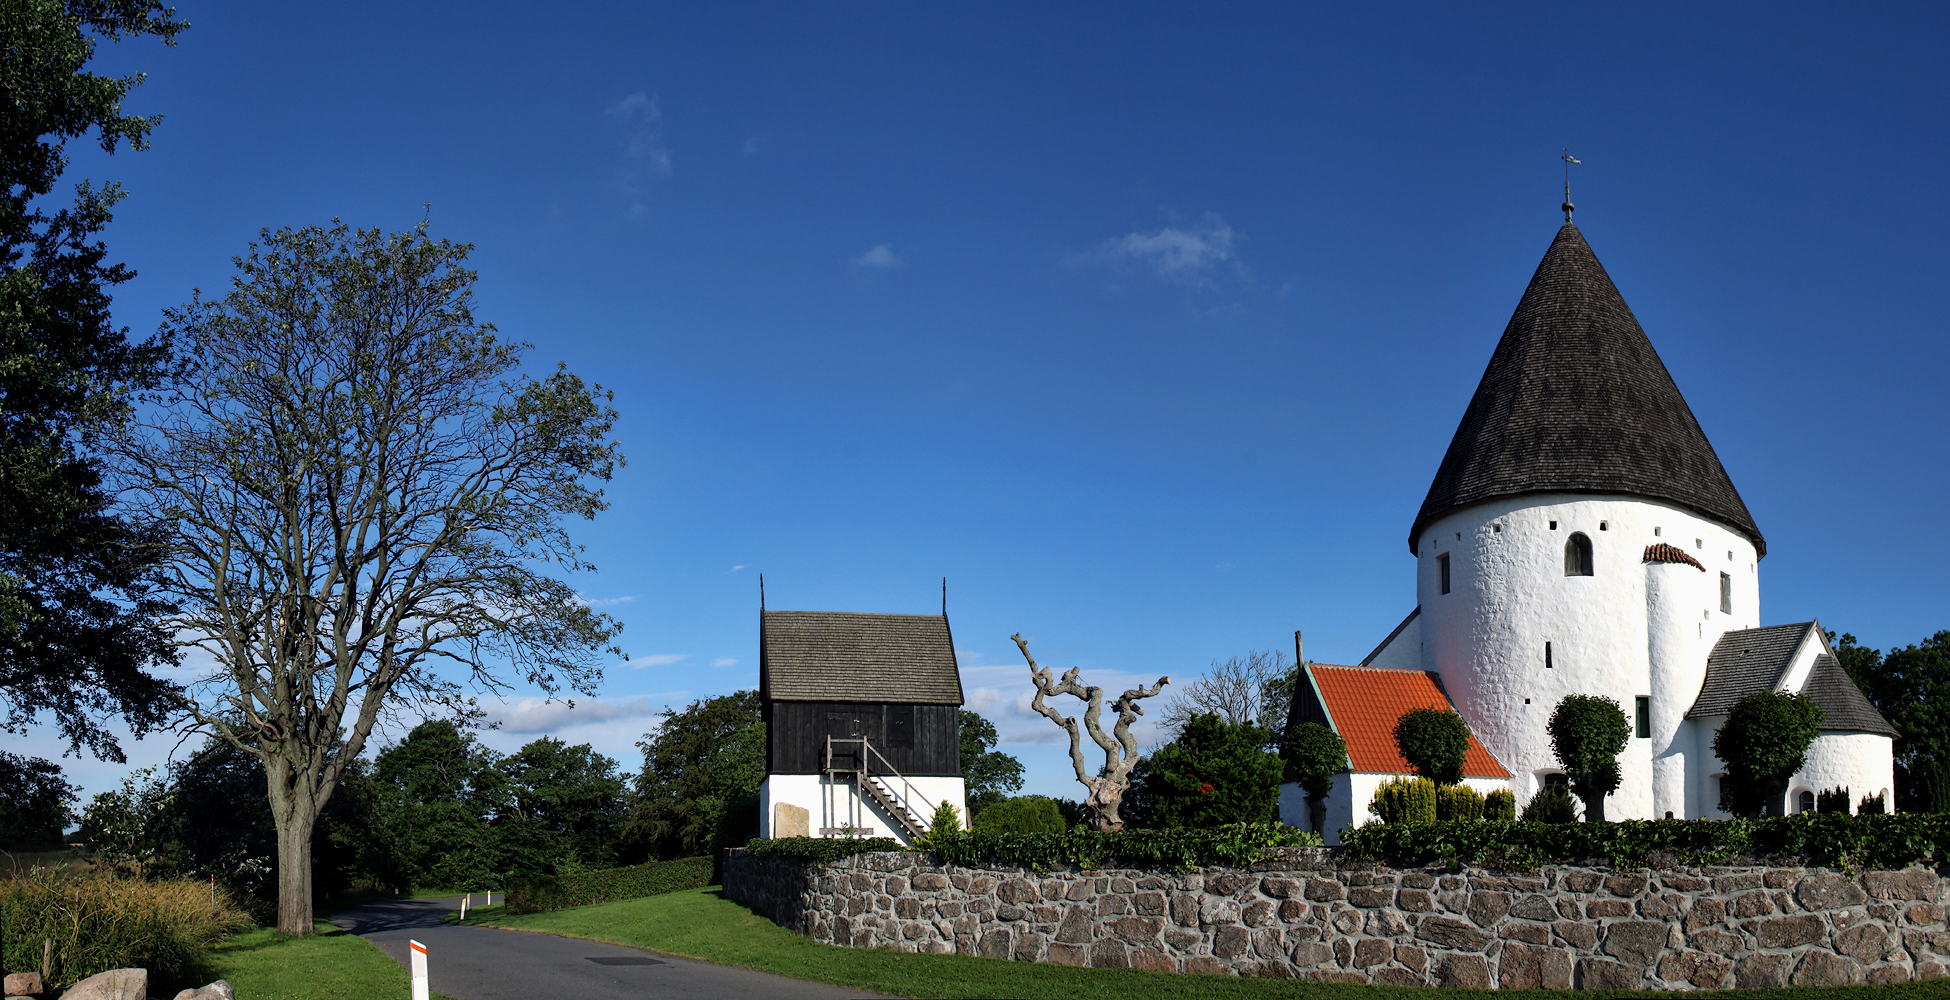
[722,848,1950,989]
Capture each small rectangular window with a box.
[1438,553,1451,594]
[1635,696,1651,738]
[1720,573,1732,614]
[1545,641,1553,669]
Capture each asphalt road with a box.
[331,896,892,1000]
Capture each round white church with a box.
[1282,220,1895,838]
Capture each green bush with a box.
[1370,776,1436,824]
[1436,784,1484,822]
[505,855,713,914]
[920,801,963,849]
[747,823,1322,872]
[1393,709,1469,786]
[973,796,1066,835]
[1483,789,1516,822]
[1521,784,1579,823]
[1341,812,1950,869]
[1816,786,1851,814]
[1283,723,1349,834]
[1861,790,1887,815]
[1141,714,1283,828]
[0,869,248,991]
[1548,695,1629,822]
[1714,690,1824,817]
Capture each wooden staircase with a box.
[826,735,938,842]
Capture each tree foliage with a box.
[957,708,1022,818]
[1140,713,1283,828]
[0,0,186,761]
[1282,721,1348,834]
[1548,694,1629,822]
[1714,690,1824,817]
[1393,707,1469,787]
[1834,629,1950,812]
[0,751,78,848]
[629,690,765,860]
[109,223,623,932]
[971,795,1067,835]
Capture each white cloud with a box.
[730,565,747,572]
[1075,213,1248,289]
[490,696,663,734]
[852,244,900,268]
[606,91,673,213]
[631,653,687,668]
[712,657,739,668]
[578,594,637,609]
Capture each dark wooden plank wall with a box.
[767,701,960,776]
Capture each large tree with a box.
[629,690,765,859]
[0,0,185,760]
[957,708,1023,817]
[108,223,624,933]
[0,751,78,848]
[1156,648,1295,745]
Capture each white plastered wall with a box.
[1361,611,1423,671]
[1416,494,1761,820]
[760,773,968,847]
[1789,733,1895,814]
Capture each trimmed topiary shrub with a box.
[1436,783,1484,822]
[1860,790,1887,815]
[973,796,1066,835]
[1483,788,1516,822]
[1521,784,1579,823]
[1816,786,1851,814]
[505,855,713,914]
[1283,722,1349,835]
[1393,709,1469,786]
[1548,694,1629,823]
[1714,690,1824,817]
[1371,776,1437,824]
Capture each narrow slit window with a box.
[1545,641,1553,669]
[1564,533,1594,576]
[1720,572,1733,614]
[1635,696,1650,739]
[1438,553,1451,594]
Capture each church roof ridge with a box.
[1410,223,1764,557]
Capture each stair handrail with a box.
[823,735,937,836]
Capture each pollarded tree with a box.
[1393,708,1469,787]
[1013,633,1167,831]
[1547,694,1629,823]
[1283,721,1349,834]
[109,223,624,933]
[1713,690,1824,817]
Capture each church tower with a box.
[1407,223,1765,819]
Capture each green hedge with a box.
[746,823,1325,873]
[1340,812,1950,869]
[505,856,713,914]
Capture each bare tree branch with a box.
[1156,648,1294,740]
[1013,632,1166,831]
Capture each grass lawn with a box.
[464,887,1950,1000]
[207,925,455,1000]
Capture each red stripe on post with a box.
[410,942,427,955]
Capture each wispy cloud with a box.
[578,594,637,609]
[730,565,747,572]
[1074,213,1248,289]
[631,653,687,669]
[606,91,672,213]
[852,244,900,268]
[712,657,739,668]
[491,696,663,734]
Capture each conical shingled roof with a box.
[1410,224,1764,556]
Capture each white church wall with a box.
[1282,772,1514,846]
[761,773,967,846]
[1791,733,1895,814]
[1416,493,1761,820]
[1775,626,1832,695]
[1360,611,1422,671]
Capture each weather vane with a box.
[1561,148,1580,223]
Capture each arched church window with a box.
[1797,790,1815,814]
[1564,533,1594,576]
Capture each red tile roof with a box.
[1642,543,1706,571]
[1308,664,1511,779]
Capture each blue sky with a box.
[25,2,1950,802]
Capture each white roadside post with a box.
[409,939,428,1000]
[460,894,469,921]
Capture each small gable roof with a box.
[1686,622,1816,718]
[1799,654,1897,736]
[760,610,963,705]
[1296,664,1510,779]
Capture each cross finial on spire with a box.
[1561,148,1581,223]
